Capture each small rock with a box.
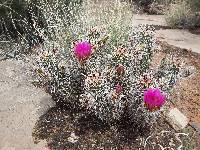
[181,66,196,77]
[190,122,200,135]
[67,132,79,143]
[166,108,189,131]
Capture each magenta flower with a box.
[74,41,92,63]
[144,88,166,111]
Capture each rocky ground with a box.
[160,42,200,129]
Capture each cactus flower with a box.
[144,88,165,111]
[74,42,92,63]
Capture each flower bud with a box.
[116,64,125,75]
[115,83,123,94]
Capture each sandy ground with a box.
[0,60,55,150]
[133,14,166,26]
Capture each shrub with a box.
[165,0,200,28]
[0,0,82,43]
[165,1,192,28]
[0,0,42,38]
[31,1,188,127]
[186,0,200,11]
[128,0,154,7]
[32,24,185,125]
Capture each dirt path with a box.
[156,29,200,54]
[0,60,55,150]
[133,14,166,26]
[133,14,200,54]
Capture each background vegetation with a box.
[0,0,82,40]
[1,0,200,41]
[0,0,199,60]
[165,0,200,28]
[128,0,200,28]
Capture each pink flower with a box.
[144,88,166,111]
[115,83,123,94]
[74,42,92,63]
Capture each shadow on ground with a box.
[32,104,197,150]
[32,105,152,149]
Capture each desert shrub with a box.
[127,0,171,14]
[31,1,187,127]
[0,0,26,37]
[128,0,200,15]
[0,0,82,41]
[165,1,192,28]
[0,0,43,38]
[0,0,83,58]
[128,0,154,6]
[165,0,200,28]
[186,0,200,11]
